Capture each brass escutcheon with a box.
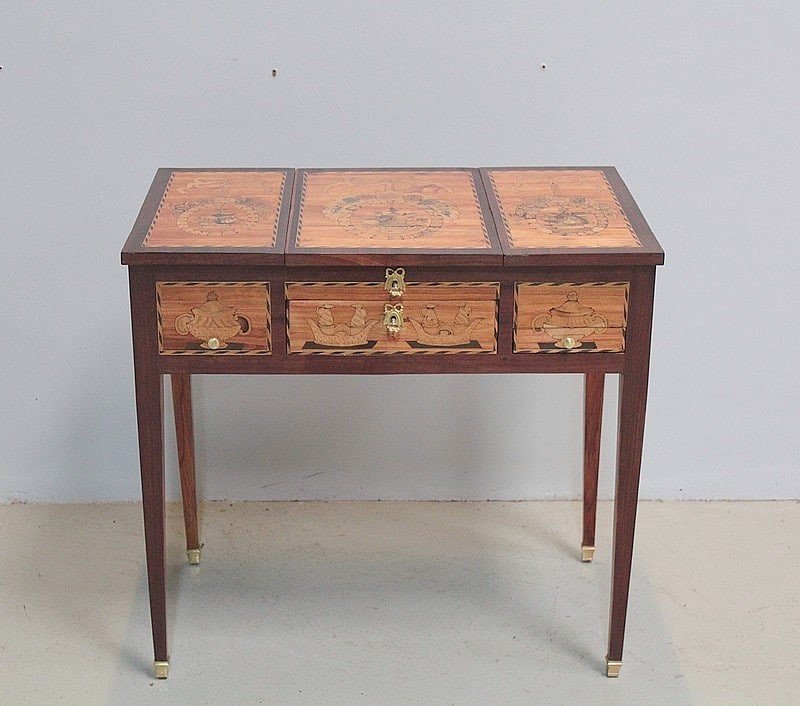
[384,268,406,297]
[383,303,404,336]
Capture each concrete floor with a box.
[0,501,797,705]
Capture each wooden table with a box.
[122,167,664,679]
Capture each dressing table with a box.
[122,166,663,679]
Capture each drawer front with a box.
[157,282,271,355]
[514,282,629,353]
[286,282,498,355]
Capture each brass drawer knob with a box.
[559,336,577,350]
[384,268,406,297]
[206,337,221,350]
[383,303,404,337]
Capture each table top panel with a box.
[487,169,640,249]
[144,170,287,248]
[286,168,503,265]
[481,167,664,266]
[122,168,295,265]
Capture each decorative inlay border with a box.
[285,281,500,295]
[287,348,496,357]
[144,171,176,246]
[468,173,492,250]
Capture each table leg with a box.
[130,271,169,679]
[582,373,604,562]
[134,368,168,678]
[171,374,200,565]
[606,269,655,677]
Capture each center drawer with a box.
[286,281,499,355]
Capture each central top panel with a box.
[286,168,502,266]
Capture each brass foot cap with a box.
[187,548,201,565]
[606,660,622,678]
[154,661,170,679]
[581,545,595,562]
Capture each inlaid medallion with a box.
[322,186,459,241]
[174,197,264,239]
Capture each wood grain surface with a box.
[514,282,629,353]
[170,374,199,552]
[128,268,169,666]
[143,171,287,248]
[487,169,641,250]
[583,372,605,552]
[295,170,492,250]
[607,266,656,668]
[157,282,271,354]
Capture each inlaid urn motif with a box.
[532,291,607,349]
[514,194,613,237]
[174,291,251,349]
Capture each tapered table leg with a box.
[606,268,656,677]
[130,271,169,678]
[582,373,604,562]
[171,374,200,564]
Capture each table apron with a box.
[153,354,625,375]
[129,265,656,376]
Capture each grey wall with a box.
[1,2,798,502]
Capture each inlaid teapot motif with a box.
[408,303,484,347]
[532,291,607,349]
[174,291,251,349]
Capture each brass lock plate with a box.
[382,303,404,336]
[384,268,406,297]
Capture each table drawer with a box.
[514,282,629,353]
[156,282,271,355]
[286,281,498,355]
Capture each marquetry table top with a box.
[122,167,663,267]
